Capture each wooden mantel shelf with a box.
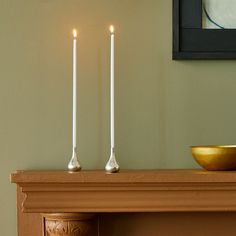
[11,169,236,213]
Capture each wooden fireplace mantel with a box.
[11,170,236,235]
[11,169,236,213]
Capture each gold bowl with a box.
[191,145,236,171]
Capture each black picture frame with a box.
[173,0,236,59]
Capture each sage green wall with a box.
[1,0,236,234]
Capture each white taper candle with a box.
[110,25,115,149]
[72,29,77,149]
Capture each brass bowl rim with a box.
[191,145,236,149]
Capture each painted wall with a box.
[1,0,236,234]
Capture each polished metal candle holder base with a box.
[68,147,81,171]
[105,148,120,173]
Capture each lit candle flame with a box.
[109,25,114,34]
[73,29,77,38]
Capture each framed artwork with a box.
[173,0,236,59]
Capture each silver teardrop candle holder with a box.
[68,147,81,171]
[105,147,120,173]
